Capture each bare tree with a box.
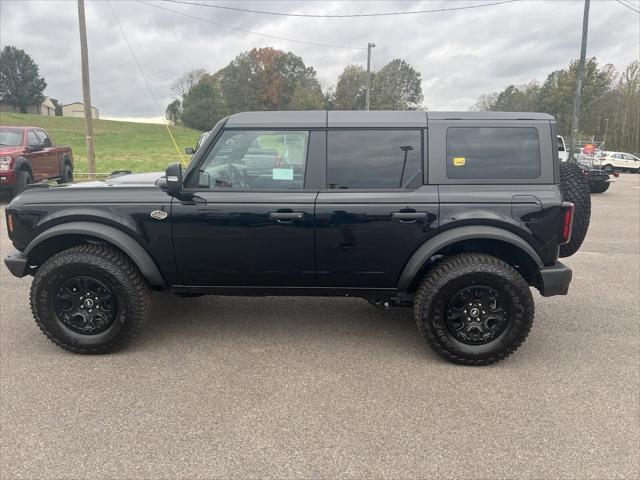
[170,69,207,99]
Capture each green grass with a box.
[0,112,202,175]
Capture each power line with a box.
[160,0,520,18]
[616,0,640,13]
[107,0,186,164]
[136,0,365,50]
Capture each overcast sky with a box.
[1,0,638,122]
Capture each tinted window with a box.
[446,127,541,179]
[194,130,308,190]
[327,130,422,189]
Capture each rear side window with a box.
[446,127,541,179]
[327,130,422,189]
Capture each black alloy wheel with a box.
[31,244,151,354]
[54,275,117,335]
[445,285,508,345]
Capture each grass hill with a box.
[0,112,202,176]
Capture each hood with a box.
[0,146,26,156]
[106,171,164,185]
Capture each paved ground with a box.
[1,174,638,480]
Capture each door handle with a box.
[269,212,304,223]
[391,211,427,223]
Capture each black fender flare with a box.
[60,153,73,171]
[397,226,544,292]
[12,156,32,175]
[24,221,165,286]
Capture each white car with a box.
[593,151,640,173]
[557,135,569,162]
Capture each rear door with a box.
[172,128,323,287]
[623,153,639,170]
[315,126,438,289]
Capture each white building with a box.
[62,102,99,119]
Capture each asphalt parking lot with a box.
[1,174,638,480]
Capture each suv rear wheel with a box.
[30,244,151,354]
[414,253,534,366]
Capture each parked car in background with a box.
[557,136,614,193]
[185,131,211,155]
[557,135,569,162]
[0,126,74,196]
[593,151,640,173]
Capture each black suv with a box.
[4,111,579,365]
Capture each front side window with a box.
[35,130,52,147]
[327,130,422,189]
[193,130,309,190]
[27,131,39,147]
[446,127,541,179]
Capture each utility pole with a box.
[365,42,375,111]
[603,118,609,150]
[569,0,590,163]
[78,0,96,179]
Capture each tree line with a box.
[472,58,640,154]
[166,47,424,131]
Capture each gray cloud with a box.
[1,0,638,119]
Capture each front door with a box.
[315,129,439,288]
[35,130,59,178]
[26,130,49,181]
[172,129,319,287]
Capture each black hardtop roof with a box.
[224,110,554,128]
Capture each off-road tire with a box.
[12,169,32,197]
[414,253,534,366]
[59,163,73,184]
[30,244,151,354]
[559,163,590,257]
[589,181,610,194]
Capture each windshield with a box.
[0,128,23,146]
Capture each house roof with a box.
[62,101,99,112]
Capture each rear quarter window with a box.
[446,127,541,179]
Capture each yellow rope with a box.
[161,116,186,165]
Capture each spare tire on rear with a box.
[559,163,591,257]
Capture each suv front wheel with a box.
[414,253,534,366]
[30,244,151,354]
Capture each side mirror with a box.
[164,162,183,195]
[28,143,45,152]
[185,147,195,155]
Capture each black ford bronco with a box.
[3,111,588,365]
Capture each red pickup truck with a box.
[0,126,74,196]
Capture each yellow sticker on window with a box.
[453,157,466,166]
